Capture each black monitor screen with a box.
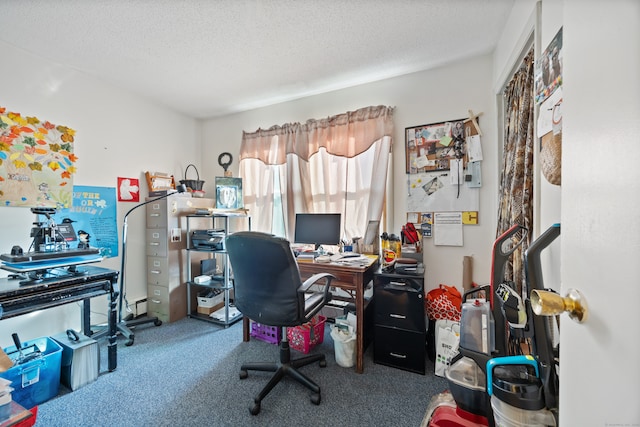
[294,213,341,248]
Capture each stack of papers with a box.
[209,305,241,321]
[330,253,367,262]
[0,377,13,408]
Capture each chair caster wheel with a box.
[310,393,321,405]
[154,319,162,326]
[239,370,248,379]
[319,359,327,368]
[125,338,134,346]
[250,402,261,415]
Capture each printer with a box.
[190,229,225,250]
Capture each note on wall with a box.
[434,212,463,246]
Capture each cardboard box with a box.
[197,302,224,315]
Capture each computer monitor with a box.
[293,213,341,250]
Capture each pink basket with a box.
[250,322,281,345]
[287,315,327,354]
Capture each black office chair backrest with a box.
[226,231,305,327]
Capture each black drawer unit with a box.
[373,269,426,374]
[374,325,426,374]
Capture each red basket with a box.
[287,315,327,354]
[14,405,37,427]
[250,322,281,345]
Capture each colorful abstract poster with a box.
[0,105,78,208]
[51,186,119,258]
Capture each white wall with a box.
[200,54,499,293]
[0,41,200,347]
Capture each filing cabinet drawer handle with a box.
[389,352,407,359]
[150,299,162,304]
[390,313,406,319]
[150,242,160,246]
[390,281,406,286]
[150,270,160,274]
[150,213,160,217]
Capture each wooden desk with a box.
[242,255,378,374]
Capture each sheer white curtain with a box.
[239,105,394,241]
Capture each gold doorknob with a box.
[530,288,588,323]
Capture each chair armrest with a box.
[299,273,335,320]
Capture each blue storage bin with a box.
[0,337,63,409]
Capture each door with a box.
[560,1,640,424]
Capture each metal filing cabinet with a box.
[373,269,426,374]
[145,194,214,323]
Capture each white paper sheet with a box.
[466,134,483,162]
[434,212,463,246]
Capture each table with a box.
[0,265,119,372]
[242,255,378,374]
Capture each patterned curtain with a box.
[496,48,535,294]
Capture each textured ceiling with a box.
[0,0,514,119]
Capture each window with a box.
[239,106,394,243]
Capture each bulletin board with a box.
[0,105,78,208]
[405,115,481,215]
[405,118,468,174]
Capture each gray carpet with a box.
[34,318,447,426]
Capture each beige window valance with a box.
[240,105,394,165]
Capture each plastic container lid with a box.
[492,364,545,410]
[445,356,486,391]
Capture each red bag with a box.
[426,284,462,321]
[402,222,420,244]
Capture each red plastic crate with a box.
[250,322,281,345]
[14,405,37,427]
[287,315,327,354]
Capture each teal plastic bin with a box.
[0,337,63,409]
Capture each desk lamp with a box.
[96,184,187,346]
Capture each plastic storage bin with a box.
[250,322,281,345]
[445,356,488,417]
[491,396,556,427]
[459,299,494,354]
[287,316,327,354]
[0,337,62,409]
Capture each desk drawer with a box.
[147,284,186,323]
[374,274,423,291]
[374,285,425,331]
[147,257,170,286]
[146,200,168,228]
[146,229,168,257]
[374,325,426,375]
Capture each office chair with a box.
[226,231,335,415]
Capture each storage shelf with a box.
[186,279,229,289]
[185,212,250,327]
[186,248,228,254]
[189,310,243,326]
